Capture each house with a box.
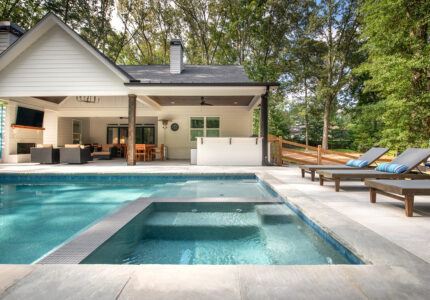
[0,13,278,165]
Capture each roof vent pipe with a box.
[170,39,184,74]
[0,21,25,54]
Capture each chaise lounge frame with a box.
[299,147,390,181]
[364,179,430,217]
[316,148,430,192]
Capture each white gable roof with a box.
[0,13,132,97]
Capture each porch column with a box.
[127,94,137,166]
[260,87,269,165]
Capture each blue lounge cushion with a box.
[375,162,409,174]
[346,159,369,168]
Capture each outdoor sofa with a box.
[299,147,390,181]
[60,144,91,164]
[93,144,118,160]
[316,148,430,192]
[364,179,430,217]
[30,144,60,164]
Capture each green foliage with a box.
[356,0,430,151]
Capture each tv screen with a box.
[15,107,44,128]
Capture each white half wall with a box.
[197,137,262,166]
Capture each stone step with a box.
[255,204,297,224]
[143,211,260,227]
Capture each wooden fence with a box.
[268,134,391,166]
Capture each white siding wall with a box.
[0,26,128,97]
[0,32,18,54]
[157,106,253,159]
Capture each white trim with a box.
[129,86,266,97]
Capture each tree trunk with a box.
[322,96,332,150]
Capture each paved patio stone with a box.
[118,265,241,300]
[1,265,137,300]
[0,265,37,296]
[238,265,367,300]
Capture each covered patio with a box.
[0,14,278,166]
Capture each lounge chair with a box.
[60,144,91,164]
[364,179,430,217]
[299,147,390,181]
[30,144,60,164]
[317,148,430,192]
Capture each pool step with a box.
[143,211,260,227]
[141,225,260,240]
[255,204,297,224]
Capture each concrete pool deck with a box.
[0,160,429,299]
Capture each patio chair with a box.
[317,148,430,192]
[30,144,60,164]
[151,144,164,161]
[135,144,149,162]
[93,144,117,160]
[364,179,430,217]
[299,147,390,181]
[60,144,91,164]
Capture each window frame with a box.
[190,116,220,142]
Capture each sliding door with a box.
[107,126,155,144]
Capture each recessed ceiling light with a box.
[171,101,175,104]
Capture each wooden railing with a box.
[268,134,391,166]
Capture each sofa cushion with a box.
[36,144,53,148]
[65,144,82,149]
[93,151,110,155]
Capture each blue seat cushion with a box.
[346,159,369,168]
[375,162,409,174]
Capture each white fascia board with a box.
[128,86,267,96]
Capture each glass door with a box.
[136,127,155,144]
[108,126,154,144]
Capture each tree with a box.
[284,36,326,145]
[356,0,430,150]
[315,0,360,149]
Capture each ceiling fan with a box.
[200,96,213,106]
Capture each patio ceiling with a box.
[149,95,254,106]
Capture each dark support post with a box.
[127,94,137,166]
[260,87,269,165]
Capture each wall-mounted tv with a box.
[15,107,44,128]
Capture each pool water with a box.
[82,202,351,265]
[0,175,273,264]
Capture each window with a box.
[72,120,82,144]
[107,126,155,144]
[190,117,220,141]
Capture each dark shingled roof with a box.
[119,65,252,84]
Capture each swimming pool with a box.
[0,174,273,264]
[82,202,351,265]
